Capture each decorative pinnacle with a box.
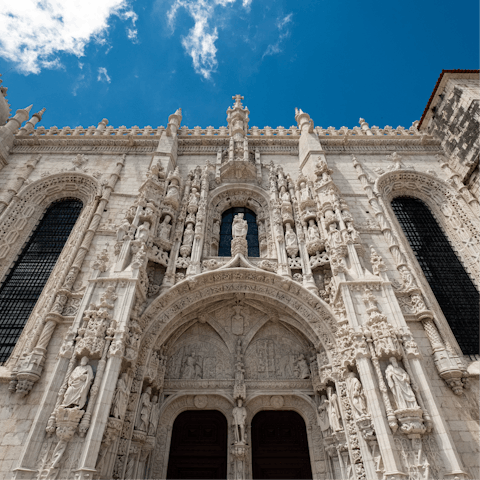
[232,95,244,107]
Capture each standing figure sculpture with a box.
[326,387,342,432]
[317,395,330,433]
[232,399,247,444]
[61,356,94,410]
[385,357,419,410]
[345,372,368,418]
[232,213,248,239]
[136,387,152,432]
[111,373,128,419]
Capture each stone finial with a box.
[295,107,314,133]
[227,94,249,136]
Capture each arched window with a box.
[218,207,259,257]
[0,198,83,363]
[391,196,479,355]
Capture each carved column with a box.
[14,155,125,395]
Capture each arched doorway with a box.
[251,411,313,479]
[166,410,228,479]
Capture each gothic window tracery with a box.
[218,207,259,257]
[391,196,479,355]
[0,198,83,363]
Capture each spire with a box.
[19,107,46,135]
[226,94,249,136]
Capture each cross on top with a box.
[233,94,244,107]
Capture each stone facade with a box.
[0,76,478,480]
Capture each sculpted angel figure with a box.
[61,356,94,410]
[111,373,128,419]
[232,399,247,444]
[345,372,368,418]
[232,213,248,239]
[385,357,419,410]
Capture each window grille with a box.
[391,196,479,355]
[0,199,83,363]
[218,207,259,257]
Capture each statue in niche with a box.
[295,354,310,379]
[165,179,180,204]
[232,213,248,239]
[182,223,195,246]
[135,222,150,242]
[317,395,330,433]
[136,387,152,432]
[280,185,291,204]
[117,219,131,241]
[299,181,310,203]
[327,222,343,249]
[188,187,200,212]
[148,395,161,436]
[157,215,172,241]
[232,399,247,444]
[307,219,321,242]
[326,387,342,432]
[111,373,128,419]
[346,372,368,418]
[61,356,94,410]
[385,357,419,410]
[181,352,202,379]
[284,223,298,257]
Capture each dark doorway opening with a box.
[251,410,313,479]
[166,410,228,479]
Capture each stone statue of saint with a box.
[284,224,298,249]
[61,356,94,410]
[117,219,131,241]
[295,354,310,379]
[182,223,195,246]
[232,399,247,444]
[326,387,342,432]
[345,372,368,418]
[136,387,152,432]
[165,179,180,203]
[385,357,419,410]
[157,215,172,240]
[232,213,248,239]
[111,373,128,419]
[317,395,330,432]
[280,186,290,204]
[148,395,161,436]
[135,222,150,242]
[299,181,310,203]
[307,219,321,242]
[327,223,343,249]
[188,187,200,207]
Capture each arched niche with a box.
[203,185,274,258]
[139,269,338,366]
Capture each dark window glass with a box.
[391,196,479,355]
[218,207,259,257]
[0,199,83,364]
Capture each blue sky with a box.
[0,0,478,130]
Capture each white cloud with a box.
[167,0,248,80]
[263,13,292,58]
[97,67,111,83]
[0,0,137,74]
